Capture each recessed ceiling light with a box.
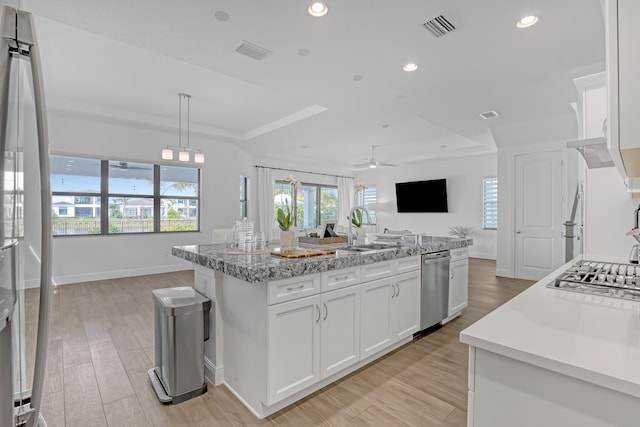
[403,63,418,72]
[214,10,230,22]
[308,2,328,17]
[516,15,539,28]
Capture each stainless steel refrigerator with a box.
[0,5,53,427]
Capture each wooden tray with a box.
[298,236,347,245]
[271,248,336,258]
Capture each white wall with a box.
[584,167,636,260]
[356,154,498,260]
[44,110,253,285]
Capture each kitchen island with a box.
[460,258,640,427]
[172,237,471,418]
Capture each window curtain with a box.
[337,176,355,230]
[256,167,275,241]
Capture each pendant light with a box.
[161,93,205,164]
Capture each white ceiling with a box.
[22,0,605,173]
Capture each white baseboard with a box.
[204,356,224,386]
[468,249,497,260]
[495,268,513,278]
[23,263,193,288]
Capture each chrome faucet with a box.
[348,206,371,246]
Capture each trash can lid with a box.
[152,287,210,309]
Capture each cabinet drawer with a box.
[267,274,320,305]
[361,261,394,281]
[321,266,361,292]
[450,247,468,261]
[393,255,420,273]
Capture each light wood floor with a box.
[23,258,534,426]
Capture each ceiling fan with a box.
[110,161,149,171]
[355,146,396,169]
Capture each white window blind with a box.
[482,177,498,230]
[358,186,377,225]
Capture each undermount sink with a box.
[336,243,399,255]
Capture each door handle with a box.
[315,304,320,323]
[516,230,522,234]
[323,302,328,320]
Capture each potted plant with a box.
[348,208,367,244]
[277,203,295,247]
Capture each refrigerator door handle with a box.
[19,10,53,427]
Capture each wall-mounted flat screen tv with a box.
[395,179,448,213]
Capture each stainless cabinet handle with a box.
[396,283,400,297]
[451,270,455,280]
[287,284,304,291]
[315,304,320,323]
[603,117,608,142]
[391,284,397,298]
[334,275,349,281]
[323,302,328,320]
[516,230,522,234]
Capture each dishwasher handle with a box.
[423,251,450,263]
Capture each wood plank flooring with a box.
[23,258,533,426]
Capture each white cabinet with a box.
[266,284,362,404]
[360,278,394,359]
[320,286,360,379]
[606,0,640,178]
[225,256,424,416]
[360,270,420,359]
[447,247,469,319]
[266,294,321,405]
[390,271,421,341]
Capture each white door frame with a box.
[496,142,575,278]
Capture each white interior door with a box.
[514,151,563,279]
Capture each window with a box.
[51,155,200,236]
[159,165,199,232]
[274,181,338,229]
[357,186,377,225]
[482,177,498,230]
[51,156,101,235]
[240,175,248,219]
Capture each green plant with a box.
[277,203,293,231]
[349,208,364,228]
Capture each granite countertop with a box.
[172,236,472,283]
[460,256,640,399]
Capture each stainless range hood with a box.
[567,137,614,168]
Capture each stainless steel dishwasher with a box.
[420,251,450,330]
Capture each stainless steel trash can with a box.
[148,287,211,404]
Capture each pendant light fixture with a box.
[161,93,205,164]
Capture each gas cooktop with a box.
[549,260,640,301]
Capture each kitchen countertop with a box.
[172,236,472,283]
[460,256,640,398]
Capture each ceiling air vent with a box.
[480,110,500,120]
[423,14,456,37]
[235,41,272,61]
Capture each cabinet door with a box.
[320,286,360,379]
[360,278,393,359]
[266,295,321,405]
[390,271,420,341]
[449,259,469,316]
